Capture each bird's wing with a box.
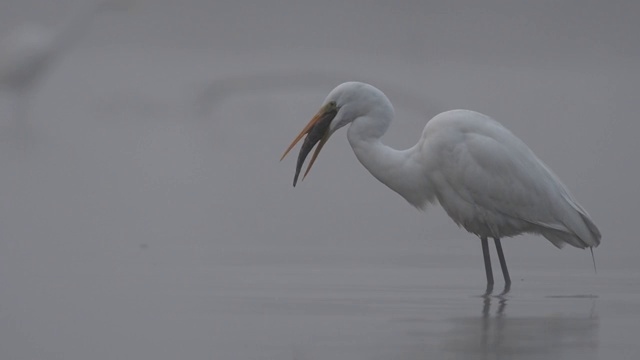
[435,130,599,248]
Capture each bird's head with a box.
[280,82,393,186]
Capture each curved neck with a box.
[347,118,431,209]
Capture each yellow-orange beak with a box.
[281,104,337,186]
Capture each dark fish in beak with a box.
[293,109,336,186]
[281,105,338,187]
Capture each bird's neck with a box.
[347,120,431,209]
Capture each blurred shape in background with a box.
[0,0,132,145]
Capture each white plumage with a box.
[282,81,601,289]
[416,109,600,249]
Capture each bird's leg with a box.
[481,236,494,293]
[494,238,511,289]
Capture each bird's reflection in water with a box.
[481,292,509,319]
[478,290,509,357]
[442,293,598,359]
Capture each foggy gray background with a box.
[0,0,638,359]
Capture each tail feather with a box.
[541,228,584,249]
[536,161,601,248]
[537,201,601,249]
[558,191,601,248]
[578,211,601,247]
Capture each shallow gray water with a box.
[2,243,636,359]
[1,1,639,359]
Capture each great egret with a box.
[0,0,130,130]
[281,82,601,290]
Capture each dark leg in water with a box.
[494,238,511,291]
[481,236,494,293]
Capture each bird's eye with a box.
[328,101,337,108]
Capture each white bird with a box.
[281,82,601,291]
